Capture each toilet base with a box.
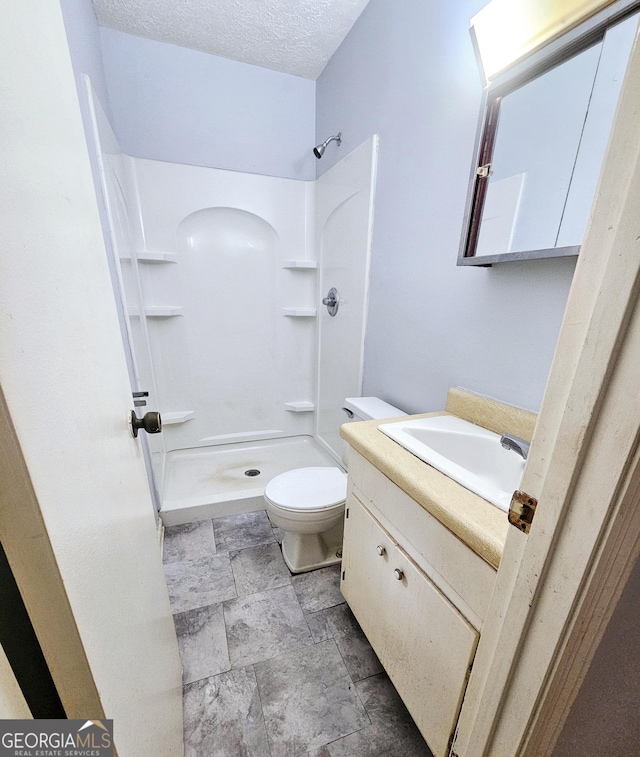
[280,519,344,574]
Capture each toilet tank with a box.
[342,396,407,422]
[340,397,407,466]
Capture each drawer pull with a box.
[376,545,386,556]
[394,568,404,581]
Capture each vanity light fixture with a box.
[471,0,613,81]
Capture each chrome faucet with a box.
[500,433,530,460]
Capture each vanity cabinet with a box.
[341,450,498,757]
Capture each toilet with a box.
[264,397,406,573]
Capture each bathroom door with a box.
[0,4,182,754]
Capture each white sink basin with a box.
[378,415,524,512]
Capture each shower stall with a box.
[87,81,378,526]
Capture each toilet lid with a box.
[265,467,347,511]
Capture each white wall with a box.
[100,27,317,180]
[316,0,577,413]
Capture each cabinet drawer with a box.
[341,495,478,757]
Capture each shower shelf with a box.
[162,411,194,425]
[284,401,315,413]
[283,308,317,317]
[282,260,317,270]
[136,251,177,263]
[144,306,183,317]
[119,251,176,263]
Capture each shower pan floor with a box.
[160,435,340,526]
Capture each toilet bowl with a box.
[265,467,347,573]
[264,397,406,573]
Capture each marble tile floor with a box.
[164,511,433,757]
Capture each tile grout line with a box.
[210,517,221,555]
[211,518,239,672]
[304,611,327,644]
[328,616,373,729]
[251,662,276,757]
[220,599,234,676]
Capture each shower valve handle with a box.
[322,287,340,317]
[129,410,162,438]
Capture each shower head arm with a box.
[313,132,342,158]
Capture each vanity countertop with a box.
[340,411,510,569]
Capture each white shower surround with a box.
[96,125,379,523]
[129,158,316,451]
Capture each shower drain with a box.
[244,469,261,477]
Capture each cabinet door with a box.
[342,495,479,757]
[341,494,397,653]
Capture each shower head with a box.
[313,132,342,159]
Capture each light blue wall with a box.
[99,28,317,180]
[316,0,577,413]
[59,0,112,122]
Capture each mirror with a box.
[459,6,639,265]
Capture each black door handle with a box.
[129,410,162,438]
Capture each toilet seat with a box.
[264,467,347,512]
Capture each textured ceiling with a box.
[92,0,371,79]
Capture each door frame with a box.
[0,391,104,718]
[454,22,640,757]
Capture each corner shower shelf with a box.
[119,251,176,263]
[162,411,194,425]
[145,306,183,317]
[284,401,315,413]
[136,251,177,263]
[282,260,317,270]
[283,308,317,317]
